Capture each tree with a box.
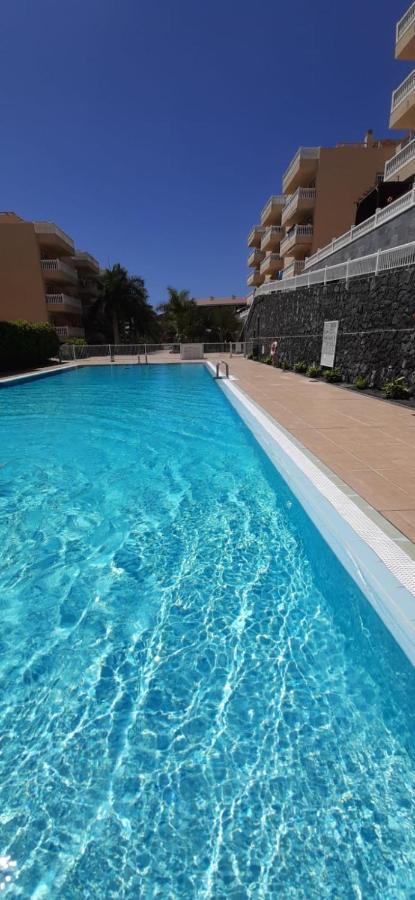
[199,306,241,342]
[158,288,202,342]
[88,264,159,344]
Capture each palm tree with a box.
[89,264,159,344]
[158,287,201,341]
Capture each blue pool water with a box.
[1,364,415,898]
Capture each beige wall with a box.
[0,215,48,322]
[312,145,397,252]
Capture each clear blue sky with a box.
[1,0,409,306]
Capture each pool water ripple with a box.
[1,365,415,897]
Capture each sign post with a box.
[320,320,339,368]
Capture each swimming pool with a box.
[1,363,415,897]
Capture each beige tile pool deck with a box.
[224,357,415,545]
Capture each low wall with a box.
[305,206,415,272]
[245,266,415,387]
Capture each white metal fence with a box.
[304,187,415,269]
[256,239,415,297]
[59,342,248,361]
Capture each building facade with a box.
[386,2,415,184]
[0,212,100,341]
[247,134,399,290]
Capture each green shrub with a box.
[293,360,308,374]
[307,363,321,378]
[382,376,411,401]
[355,375,368,391]
[282,360,292,370]
[247,353,254,360]
[263,356,273,365]
[0,320,60,372]
[65,337,87,346]
[324,367,342,384]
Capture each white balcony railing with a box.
[283,147,320,188]
[304,187,415,269]
[54,326,85,339]
[260,226,285,250]
[41,259,78,281]
[282,187,316,220]
[46,293,82,311]
[255,239,415,297]
[384,137,415,180]
[261,195,286,219]
[282,260,305,279]
[391,69,415,112]
[397,2,415,41]
[280,225,313,255]
[33,221,75,251]
[259,253,282,275]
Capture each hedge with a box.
[0,320,60,372]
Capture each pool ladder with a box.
[215,361,229,379]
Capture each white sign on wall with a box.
[320,320,339,368]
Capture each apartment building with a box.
[0,212,100,340]
[247,134,399,287]
[386,2,415,183]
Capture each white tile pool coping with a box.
[205,362,415,667]
[3,359,415,665]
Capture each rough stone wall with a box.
[305,206,415,272]
[245,267,415,388]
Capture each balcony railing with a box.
[46,293,82,311]
[304,186,415,269]
[247,226,265,248]
[397,2,415,41]
[283,147,320,190]
[248,249,265,267]
[55,326,85,339]
[391,69,415,111]
[259,253,282,275]
[260,195,286,225]
[282,260,305,279]
[41,259,78,281]
[33,221,75,251]
[260,226,285,250]
[385,137,415,180]
[255,239,415,297]
[282,187,316,222]
[280,225,313,255]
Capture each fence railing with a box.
[391,69,415,111]
[59,342,248,361]
[304,187,415,269]
[255,239,415,297]
[397,1,415,40]
[384,137,415,180]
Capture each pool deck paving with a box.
[224,357,415,546]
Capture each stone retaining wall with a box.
[245,267,415,387]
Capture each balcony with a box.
[280,225,313,258]
[281,188,316,228]
[259,253,283,276]
[248,248,265,267]
[247,225,265,248]
[396,2,415,59]
[260,226,285,251]
[282,260,305,279]
[41,258,78,285]
[282,147,320,194]
[34,221,75,256]
[247,270,264,287]
[54,326,85,340]
[260,195,286,226]
[384,136,415,181]
[72,250,100,274]
[46,293,82,312]
[390,70,415,129]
